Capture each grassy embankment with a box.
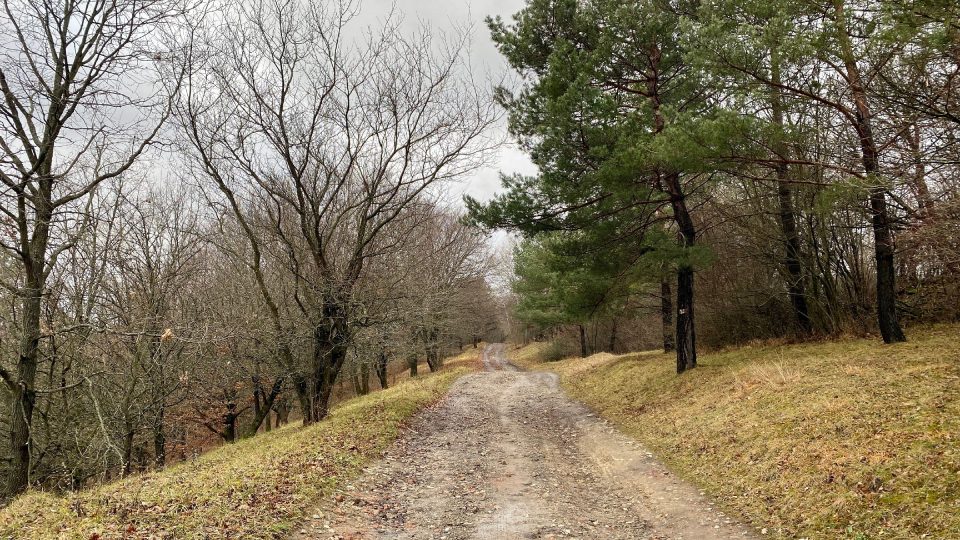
[0,350,480,539]
[510,325,960,539]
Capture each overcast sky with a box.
[361,0,538,210]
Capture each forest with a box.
[1,0,959,519]
[470,0,960,371]
[0,0,503,498]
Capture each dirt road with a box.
[296,344,757,539]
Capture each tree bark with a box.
[646,43,697,373]
[359,362,370,395]
[834,0,906,343]
[376,350,389,389]
[770,48,813,335]
[153,406,166,468]
[661,277,675,352]
[292,373,312,425]
[6,283,45,494]
[242,377,283,438]
[664,172,698,373]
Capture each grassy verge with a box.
[511,325,960,539]
[0,363,474,539]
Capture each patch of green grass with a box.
[512,324,960,539]
[0,367,470,539]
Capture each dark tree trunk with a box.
[351,366,363,395]
[6,279,45,494]
[426,348,439,372]
[664,172,697,373]
[835,0,906,344]
[661,277,674,352]
[646,44,696,373]
[292,373,312,425]
[578,324,588,358]
[376,350,389,389]
[770,49,813,335]
[122,420,135,476]
[311,341,348,422]
[242,377,283,438]
[776,176,813,334]
[675,267,696,373]
[273,396,290,426]
[425,328,442,372]
[222,402,238,443]
[359,362,370,395]
[309,298,351,422]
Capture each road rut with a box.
[294,344,757,539]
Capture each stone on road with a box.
[295,344,756,539]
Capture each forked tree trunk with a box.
[222,402,238,443]
[242,377,283,438]
[311,341,349,422]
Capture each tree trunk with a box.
[222,402,237,443]
[664,172,698,373]
[834,0,906,344]
[311,341,348,422]
[351,365,363,395]
[425,328,442,372]
[292,373,312,425]
[273,396,290,426]
[122,420,135,477]
[359,362,370,395]
[578,324,588,358]
[647,44,697,373]
[661,277,674,352]
[770,48,813,335]
[309,299,351,422]
[675,266,697,373]
[242,377,283,438]
[908,124,934,218]
[153,406,166,468]
[6,286,43,494]
[376,350,389,389]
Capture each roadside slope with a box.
[0,358,477,540]
[510,325,960,539]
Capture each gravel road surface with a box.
[293,344,757,540]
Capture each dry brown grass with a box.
[510,324,960,539]
[0,364,472,539]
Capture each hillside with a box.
[509,325,960,539]
[0,352,479,540]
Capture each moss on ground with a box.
[0,360,474,540]
[511,325,960,539]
